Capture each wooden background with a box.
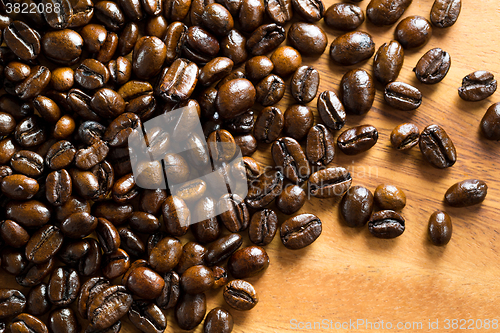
[2,0,500,332]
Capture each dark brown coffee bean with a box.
[119,0,143,21]
[340,186,373,227]
[53,115,76,140]
[254,106,283,143]
[430,0,461,28]
[69,168,99,200]
[91,88,126,119]
[4,62,31,83]
[17,257,55,287]
[162,196,190,237]
[330,31,375,66]
[224,110,255,134]
[234,134,257,156]
[77,238,102,277]
[390,123,420,150]
[413,48,451,84]
[395,16,432,49]
[291,0,324,22]
[204,307,233,333]
[180,265,214,294]
[96,217,121,255]
[0,220,29,248]
[48,308,80,333]
[287,22,328,55]
[201,3,234,36]
[191,197,221,244]
[308,167,352,198]
[4,21,40,61]
[142,0,163,16]
[67,89,100,121]
[205,233,242,266]
[275,185,305,215]
[245,56,274,81]
[0,174,38,200]
[290,66,319,103]
[77,277,110,320]
[86,285,132,331]
[255,74,286,106]
[191,0,215,25]
[270,46,302,77]
[340,69,375,115]
[368,210,405,239]
[0,289,26,319]
[149,237,182,273]
[174,242,206,275]
[280,213,321,249]
[238,0,265,32]
[61,212,97,238]
[481,102,500,140]
[26,284,50,316]
[41,29,83,65]
[58,240,89,266]
[324,3,364,31]
[15,115,48,147]
[48,267,80,306]
[33,96,61,124]
[128,301,166,333]
[265,0,292,24]
[6,200,51,228]
[199,57,234,86]
[1,248,27,276]
[337,125,378,155]
[374,184,406,211]
[210,266,228,289]
[246,169,283,209]
[458,71,497,101]
[220,30,248,64]
[306,124,335,166]
[156,271,180,310]
[93,201,132,226]
[223,279,258,310]
[445,179,487,207]
[246,23,286,56]
[10,313,48,333]
[272,137,311,183]
[80,24,107,53]
[94,1,125,31]
[155,58,198,103]
[183,26,220,64]
[384,81,422,110]
[419,124,457,168]
[75,59,110,90]
[163,22,187,64]
[317,91,346,131]
[117,23,139,56]
[428,211,452,246]
[283,104,313,140]
[25,225,63,264]
[118,228,146,258]
[133,36,167,80]
[228,246,269,278]
[145,15,168,40]
[175,293,206,330]
[46,140,76,170]
[218,194,250,232]
[248,209,278,246]
[373,40,405,85]
[216,78,256,119]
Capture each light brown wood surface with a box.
[2,0,500,332]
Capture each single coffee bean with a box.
[67,89,100,121]
[0,289,26,319]
[7,200,51,228]
[271,137,310,183]
[216,79,256,119]
[458,71,497,101]
[290,66,320,103]
[74,59,110,90]
[124,266,164,300]
[149,237,182,273]
[46,140,76,170]
[102,249,130,280]
[445,179,487,207]
[0,220,29,248]
[128,301,166,333]
[430,0,461,28]
[77,238,102,277]
[180,265,214,294]
[428,211,452,246]
[340,69,375,115]
[205,233,243,266]
[207,129,237,163]
[373,41,404,85]
[481,102,500,140]
[174,242,207,275]
[61,212,98,238]
[247,23,286,56]
[224,110,255,134]
[155,58,199,103]
[162,196,190,237]
[25,225,63,264]
[155,271,180,310]
[270,46,302,77]
[93,1,125,31]
[204,307,234,333]
[1,174,39,200]
[223,279,258,310]
[53,115,76,140]
[26,284,51,316]
[4,62,31,83]
[368,210,405,239]
[220,29,248,64]
[255,74,286,106]
[413,48,451,84]
[91,88,126,119]
[280,213,322,249]
[118,228,146,258]
[0,138,19,165]
[395,16,432,49]
[317,91,346,131]
[15,115,48,147]
[246,169,283,209]
[248,209,278,246]
[182,25,220,63]
[337,125,379,155]
[199,57,234,86]
[390,123,420,150]
[48,308,80,333]
[330,31,375,65]
[86,285,132,331]
[419,124,457,168]
[366,0,412,26]
[10,313,48,333]
[265,0,293,24]
[276,185,306,215]
[324,3,364,31]
[48,267,80,306]
[201,3,234,36]
[234,134,258,156]
[384,81,422,111]
[374,184,406,210]
[245,56,274,82]
[308,167,352,198]
[16,257,55,287]
[191,197,221,244]
[253,106,284,143]
[218,194,250,232]
[4,21,41,61]
[340,186,373,227]
[283,104,314,140]
[306,124,335,166]
[41,29,83,65]
[133,36,167,80]
[211,266,229,289]
[77,277,110,320]
[1,248,27,276]
[175,293,206,330]
[228,246,269,279]
[80,24,107,53]
[291,0,324,22]
[287,22,327,55]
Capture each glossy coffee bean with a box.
[341,69,375,115]
[384,82,422,110]
[374,185,406,210]
[216,79,256,119]
[428,211,453,246]
[4,21,40,61]
[180,265,214,294]
[234,134,258,156]
[7,200,51,228]
[324,3,364,31]
[280,213,322,249]
[272,137,311,183]
[218,194,250,232]
[156,58,199,103]
[419,124,457,168]
[481,102,500,140]
[283,104,314,140]
[265,0,293,24]
[254,106,283,143]
[340,186,373,227]
[287,22,327,55]
[445,179,487,207]
[248,209,278,246]
[183,26,220,64]
[245,56,274,82]
[125,266,164,299]
[95,217,121,255]
[270,46,302,77]
[246,169,283,209]
[4,62,31,83]
[0,220,29,248]
[308,167,352,198]
[255,74,286,106]
[291,0,324,22]
[149,237,182,273]
[373,41,404,85]
[276,185,306,215]
[61,212,97,238]
[306,124,335,166]
[0,289,26,319]
[175,293,206,330]
[53,115,76,140]
[413,48,451,84]
[220,30,248,64]
[191,198,221,244]
[15,115,48,147]
[0,112,16,137]
[430,0,461,28]
[10,313,48,333]
[26,284,51,316]
[228,246,269,279]
[223,280,258,310]
[458,71,497,101]
[77,277,110,320]
[395,16,432,49]
[93,1,125,31]
[86,285,132,331]
[367,0,411,26]
[48,308,80,333]
[247,24,286,56]
[41,29,83,65]
[199,57,234,86]
[174,242,206,276]
[368,210,405,239]
[80,24,107,53]
[390,123,420,150]
[10,150,44,177]
[224,110,255,134]
[133,36,167,80]
[330,31,375,65]
[290,66,319,103]
[17,258,55,287]
[77,238,102,277]
[1,175,39,200]
[155,271,180,310]
[162,196,190,237]
[2,248,27,276]
[48,267,80,306]
[317,91,346,131]
[201,3,234,36]
[25,225,63,264]
[337,125,378,155]
[204,307,234,333]
[75,59,110,90]
[128,301,166,333]
[102,249,130,280]
[46,141,76,170]
[205,233,243,266]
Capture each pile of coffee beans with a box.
[0,0,494,331]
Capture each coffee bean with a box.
[1,174,39,200]
[445,179,487,207]
[431,0,461,28]
[253,106,283,143]
[48,308,80,333]
[228,246,269,278]
[25,225,63,264]
[280,213,322,249]
[340,69,375,115]
[270,46,302,77]
[413,48,451,84]
[94,1,125,31]
[317,91,346,131]
[337,125,378,155]
[75,59,110,90]
[248,209,278,246]
[368,210,405,239]
[272,137,311,183]
[265,0,293,24]
[290,66,320,103]
[183,26,220,63]
[133,36,167,80]
[16,258,55,287]
[287,22,328,55]
[291,0,324,22]
[155,58,199,103]
[373,41,404,85]
[225,110,255,134]
[458,71,497,101]
[156,271,180,310]
[0,220,29,248]
[480,102,500,140]
[419,124,457,168]
[255,74,286,106]
[340,186,373,227]
[61,212,97,238]
[1,248,27,276]
[247,23,286,56]
[149,237,182,273]
[102,249,131,280]
[41,29,84,65]
[191,197,221,244]
[374,184,406,210]
[26,284,51,316]
[306,124,335,166]
[86,285,132,331]
[4,62,31,83]
[77,238,102,277]
[128,301,166,333]
[223,279,258,310]
[246,169,283,209]
[366,0,411,26]
[283,104,314,140]
[395,16,432,49]
[220,30,248,64]
[15,115,48,147]
[384,81,422,111]
[10,313,48,333]
[175,293,206,330]
[216,79,256,119]
[324,3,364,31]
[246,56,274,81]
[330,31,375,65]
[46,140,76,170]
[204,307,234,333]
[48,267,80,306]
[180,265,214,294]
[218,194,250,232]
[275,185,306,215]
[0,289,26,319]
[4,21,41,61]
[308,167,352,198]
[205,233,243,266]
[390,123,420,150]
[7,200,51,228]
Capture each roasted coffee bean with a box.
[96,217,121,255]
[238,0,265,32]
[246,169,283,208]
[413,48,451,84]
[317,91,346,131]
[247,24,286,56]
[218,194,250,232]
[86,285,132,331]
[373,41,404,85]
[149,237,182,273]
[367,0,411,26]
[224,110,255,134]
[67,89,100,121]
[75,59,110,90]
[25,225,63,264]
[223,279,258,310]
[162,196,190,236]
[419,124,457,168]
[390,123,420,150]
[41,29,84,65]
[481,102,500,140]
[291,0,324,22]
[254,106,283,143]
[50,67,74,91]
[280,213,321,249]
[4,21,40,61]
[205,233,242,266]
[93,201,132,226]
[102,249,130,280]
[156,271,180,310]
[145,16,168,40]
[26,284,51,316]
[118,228,146,258]
[1,174,38,200]
[458,71,497,101]
[374,184,406,211]
[368,210,405,239]
[0,166,13,184]
[242,157,262,180]
[163,22,187,64]
[210,266,228,289]
[228,246,269,278]
[245,56,274,82]
[340,69,375,115]
[220,30,248,64]
[430,0,461,28]
[175,293,206,330]
[59,240,89,266]
[33,96,61,124]
[10,313,48,333]
[77,238,102,277]
[138,189,167,216]
[340,186,373,227]
[116,23,139,56]
[428,211,452,246]
[287,22,327,55]
[308,167,352,198]
[119,0,143,21]
[80,24,107,53]
[53,115,76,140]
[234,134,258,156]
[118,80,153,102]
[7,200,51,228]
[306,124,335,166]
[91,88,126,119]
[270,46,302,77]
[128,212,159,234]
[17,257,55,287]
[183,26,220,64]
[199,57,234,86]
[1,248,27,276]
[290,66,319,103]
[445,179,487,207]
[324,3,364,31]
[4,62,31,83]
[191,197,221,244]
[15,115,48,147]
[103,113,141,148]
[200,3,234,36]
[112,172,139,203]
[0,112,16,137]
[180,265,214,294]
[128,301,166,333]
[156,58,198,103]
[175,242,207,275]
[255,74,286,106]
[0,289,26,319]
[216,79,256,119]
[248,209,278,246]
[77,277,110,319]
[61,212,98,238]
[272,137,311,183]
[384,82,422,111]
[330,31,375,65]
[0,220,29,248]
[48,308,80,333]
[204,307,234,333]
[45,141,76,170]
[133,36,167,80]
[275,185,305,215]
[337,125,378,155]
[94,1,125,31]
[395,16,432,49]
[48,267,80,306]
[283,104,313,140]
[190,0,215,25]
[69,168,99,199]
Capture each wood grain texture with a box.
[2,0,500,332]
